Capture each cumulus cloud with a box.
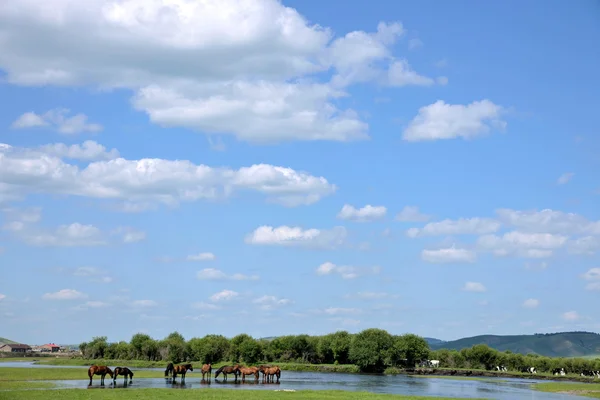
[210,290,239,302]
[568,236,600,255]
[72,266,113,284]
[5,221,107,247]
[191,302,221,310]
[407,217,500,237]
[11,109,103,134]
[522,298,540,308]
[0,1,440,144]
[38,141,119,161]
[187,252,216,261]
[0,142,336,209]
[245,226,347,249]
[477,231,568,258]
[316,262,381,279]
[253,295,291,310]
[112,227,146,243]
[421,246,476,263]
[0,294,6,301]
[408,38,423,50]
[562,311,580,321]
[196,268,259,281]
[43,289,87,300]
[581,268,600,291]
[557,173,574,185]
[462,282,486,292]
[402,100,506,142]
[395,206,431,222]
[132,300,158,308]
[337,204,387,222]
[495,208,600,235]
[352,292,398,300]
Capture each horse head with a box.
[106,367,114,378]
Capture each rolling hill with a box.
[0,337,18,345]
[430,331,600,358]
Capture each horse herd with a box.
[87,363,282,386]
[495,365,600,378]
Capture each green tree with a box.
[163,331,187,363]
[330,331,351,364]
[349,328,394,372]
[391,334,430,367]
[469,344,498,370]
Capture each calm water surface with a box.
[0,362,590,400]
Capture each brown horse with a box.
[173,363,193,381]
[113,367,134,384]
[201,363,212,380]
[259,365,281,383]
[214,364,240,381]
[239,366,260,383]
[88,365,113,386]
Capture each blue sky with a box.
[0,0,599,345]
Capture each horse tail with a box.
[165,362,174,377]
[214,366,225,378]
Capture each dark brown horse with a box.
[201,363,212,380]
[259,365,281,383]
[239,366,260,383]
[113,367,134,384]
[165,363,193,381]
[88,365,113,386]
[214,364,240,381]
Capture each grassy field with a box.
[532,382,600,399]
[0,388,483,400]
[0,358,360,373]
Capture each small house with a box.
[40,343,60,353]
[0,343,32,353]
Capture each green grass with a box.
[24,358,360,373]
[0,367,164,381]
[532,382,600,399]
[0,381,57,390]
[0,388,483,400]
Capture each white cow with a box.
[430,360,440,368]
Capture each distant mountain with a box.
[0,337,18,345]
[430,331,600,358]
[425,337,446,346]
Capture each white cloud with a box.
[72,266,113,283]
[395,206,431,222]
[80,301,109,309]
[522,298,540,308]
[477,231,568,258]
[568,236,600,255]
[197,268,258,281]
[387,59,436,87]
[337,204,387,222]
[323,307,361,315]
[462,282,486,292]
[0,142,337,208]
[330,317,361,326]
[402,100,506,142]
[0,294,6,301]
[5,221,107,247]
[0,2,436,144]
[253,295,291,310]
[210,290,239,302]
[407,217,500,237]
[422,246,476,263]
[495,208,600,235]
[132,300,158,308]
[191,302,220,310]
[524,261,548,271]
[38,141,119,161]
[408,38,423,50]
[581,268,600,291]
[43,289,87,300]
[557,173,574,185]
[112,227,146,243]
[354,292,398,300]
[245,226,347,249]
[316,262,381,279]
[187,252,216,261]
[11,109,102,134]
[562,311,580,321]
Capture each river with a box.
[0,362,589,399]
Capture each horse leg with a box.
[89,375,93,386]
[100,373,105,386]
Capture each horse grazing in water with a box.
[201,363,212,380]
[239,366,260,383]
[214,365,240,381]
[259,365,281,383]
[165,363,193,382]
[88,365,113,386]
[113,367,134,384]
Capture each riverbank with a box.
[0,388,483,400]
[532,382,600,399]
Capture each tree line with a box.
[79,329,600,373]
